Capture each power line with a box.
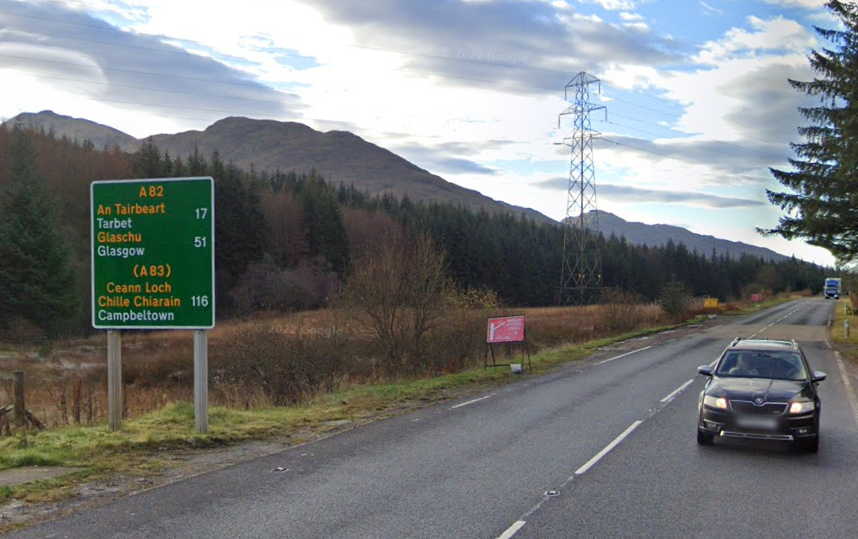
[0,4,696,110]
[0,4,802,192]
[0,52,271,89]
[595,116,779,169]
[5,69,293,108]
[598,137,780,195]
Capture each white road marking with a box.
[451,395,491,409]
[496,520,527,539]
[661,379,695,403]
[596,346,652,365]
[833,350,858,430]
[575,421,643,475]
[750,305,806,338]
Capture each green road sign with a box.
[91,177,215,329]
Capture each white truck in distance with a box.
[824,277,842,299]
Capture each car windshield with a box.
[715,350,808,381]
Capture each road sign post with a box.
[194,330,209,433]
[92,177,215,433]
[107,330,122,431]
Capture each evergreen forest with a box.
[0,124,829,337]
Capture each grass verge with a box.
[0,315,704,511]
[830,297,858,363]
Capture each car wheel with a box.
[697,429,714,446]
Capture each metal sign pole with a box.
[194,330,209,433]
[107,329,122,431]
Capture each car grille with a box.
[729,400,787,415]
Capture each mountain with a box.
[589,211,790,262]
[0,112,798,261]
[149,117,551,221]
[7,110,139,151]
[3,112,552,224]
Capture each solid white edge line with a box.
[575,420,643,475]
[451,395,491,409]
[661,379,694,403]
[833,350,858,430]
[596,346,652,365]
[496,520,527,539]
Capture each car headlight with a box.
[704,395,728,409]
[789,401,815,414]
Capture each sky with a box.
[0,0,841,266]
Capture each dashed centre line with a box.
[596,346,652,365]
[575,421,643,475]
[750,304,805,338]
[495,520,527,539]
[661,379,694,403]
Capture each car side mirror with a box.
[812,371,827,383]
[697,365,713,377]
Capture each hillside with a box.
[8,110,139,151]
[4,112,552,224]
[2,112,803,263]
[591,211,790,262]
[149,117,551,221]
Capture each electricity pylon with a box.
[558,72,605,305]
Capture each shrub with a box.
[212,320,351,406]
[231,256,338,314]
[599,288,645,333]
[659,279,692,321]
[340,232,452,377]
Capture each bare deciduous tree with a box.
[343,232,451,376]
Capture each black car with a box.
[696,338,826,452]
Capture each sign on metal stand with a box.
[484,315,532,373]
[91,177,215,433]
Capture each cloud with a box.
[699,2,724,15]
[757,0,827,8]
[651,16,817,154]
[696,16,815,64]
[597,134,783,184]
[535,178,765,208]
[577,0,637,10]
[301,0,680,97]
[0,0,302,136]
[390,140,518,175]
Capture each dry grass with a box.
[521,303,664,349]
[1,301,672,433]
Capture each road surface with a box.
[7,299,858,538]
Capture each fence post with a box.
[845,319,851,340]
[13,371,25,427]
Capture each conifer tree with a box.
[212,155,269,314]
[763,0,858,263]
[132,138,166,178]
[300,174,350,278]
[0,122,78,336]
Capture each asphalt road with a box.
[7,298,858,539]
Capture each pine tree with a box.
[0,122,78,336]
[212,155,269,314]
[132,138,166,178]
[300,173,350,278]
[763,0,858,263]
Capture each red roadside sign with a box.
[487,316,526,343]
[751,293,763,303]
